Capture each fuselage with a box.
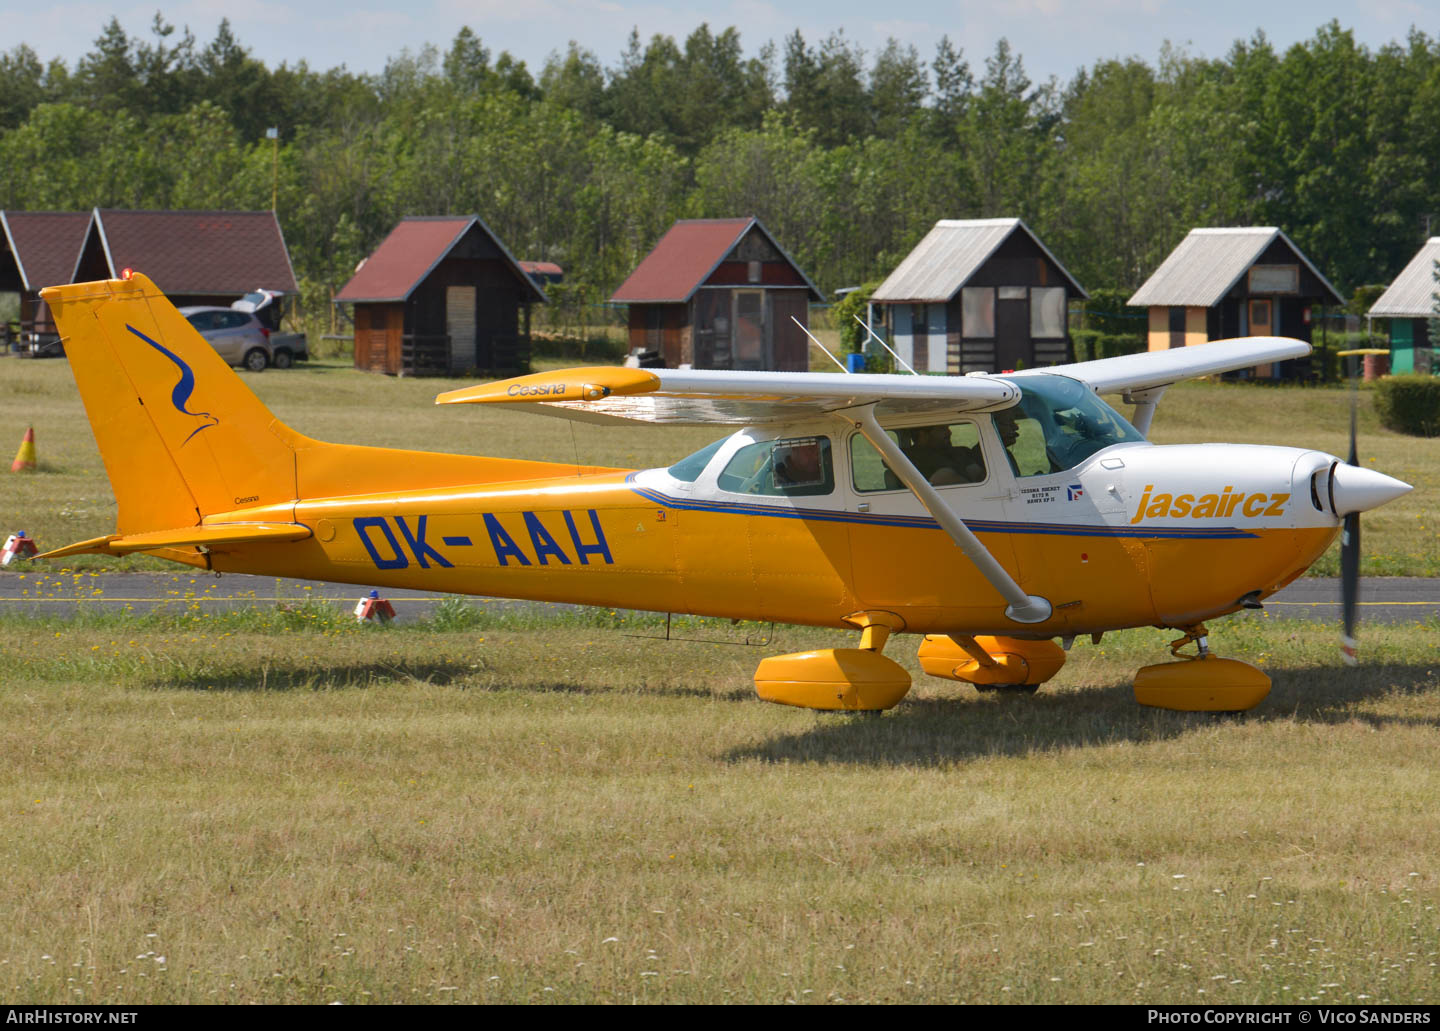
[202,414,1346,638]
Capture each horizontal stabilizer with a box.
[37,522,312,559]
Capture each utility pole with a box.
[267,127,279,211]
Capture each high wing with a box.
[438,337,1306,426]
[436,366,1020,425]
[1014,336,1311,395]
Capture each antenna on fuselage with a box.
[790,315,850,373]
[852,314,918,375]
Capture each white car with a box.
[179,297,308,371]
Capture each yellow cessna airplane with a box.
[39,273,1412,713]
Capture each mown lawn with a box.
[0,604,1434,1004]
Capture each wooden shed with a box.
[336,216,545,378]
[610,218,823,371]
[869,218,1087,375]
[0,211,91,351]
[1128,227,1343,378]
[1367,237,1440,375]
[71,209,299,306]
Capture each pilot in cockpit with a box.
[902,424,984,486]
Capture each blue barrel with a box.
[845,352,866,373]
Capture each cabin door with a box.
[446,286,477,374]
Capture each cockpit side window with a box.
[717,436,834,497]
[851,421,986,491]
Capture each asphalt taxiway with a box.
[1,569,1435,624]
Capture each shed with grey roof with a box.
[870,218,1087,375]
[1128,227,1342,379]
[1367,237,1439,375]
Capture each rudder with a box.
[43,274,299,534]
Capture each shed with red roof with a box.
[0,211,92,351]
[336,216,545,377]
[72,209,299,307]
[610,217,823,371]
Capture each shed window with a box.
[717,436,834,497]
[998,285,1027,301]
[1030,287,1067,339]
[1248,265,1299,294]
[962,288,995,338]
[1249,299,1272,333]
[747,260,762,283]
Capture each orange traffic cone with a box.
[11,427,35,472]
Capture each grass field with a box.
[0,355,1435,576]
[0,605,1434,1004]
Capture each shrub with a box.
[1081,288,1148,336]
[833,281,880,354]
[1071,329,1146,363]
[1373,374,1440,436]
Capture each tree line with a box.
[2,14,1438,332]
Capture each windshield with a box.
[667,437,727,482]
[997,375,1145,476]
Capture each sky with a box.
[2,0,1434,86]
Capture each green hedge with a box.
[1081,288,1148,336]
[1374,374,1440,436]
[1071,329,1146,363]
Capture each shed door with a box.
[384,307,403,374]
[770,291,809,371]
[995,296,1028,371]
[447,286,477,373]
[733,290,766,370]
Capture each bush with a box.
[1071,329,1145,363]
[1081,288,1148,336]
[1373,374,1440,436]
[833,281,880,354]
[531,331,626,363]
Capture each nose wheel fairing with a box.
[1133,625,1271,712]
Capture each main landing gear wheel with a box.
[917,635,1066,693]
[753,612,911,712]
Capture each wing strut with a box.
[847,405,1052,625]
[1122,385,1167,437]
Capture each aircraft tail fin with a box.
[42,273,300,534]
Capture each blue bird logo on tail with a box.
[126,324,220,445]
